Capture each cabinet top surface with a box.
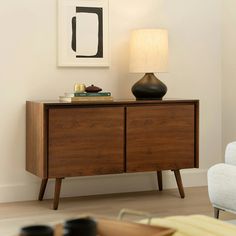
[27,99,199,106]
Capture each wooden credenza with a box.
[26,99,199,209]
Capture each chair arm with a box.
[225,141,236,165]
[208,163,236,213]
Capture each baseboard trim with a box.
[0,169,207,203]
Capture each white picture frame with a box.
[58,0,109,67]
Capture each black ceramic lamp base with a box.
[131,73,167,100]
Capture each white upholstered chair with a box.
[208,141,236,218]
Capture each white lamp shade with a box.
[129,29,168,73]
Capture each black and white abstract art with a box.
[58,0,109,67]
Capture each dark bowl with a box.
[64,217,97,236]
[20,225,54,236]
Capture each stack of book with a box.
[59,92,113,102]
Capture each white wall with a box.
[0,0,222,202]
[222,0,236,153]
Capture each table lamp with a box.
[129,29,168,100]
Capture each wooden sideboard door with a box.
[26,100,199,209]
[126,104,196,172]
[48,107,124,178]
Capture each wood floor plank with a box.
[0,187,235,235]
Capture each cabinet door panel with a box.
[48,107,124,177]
[126,104,195,172]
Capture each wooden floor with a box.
[0,187,235,235]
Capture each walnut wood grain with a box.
[126,104,195,172]
[26,101,47,178]
[48,107,124,177]
[31,99,199,106]
[157,171,163,191]
[53,178,63,210]
[194,101,200,168]
[38,178,48,201]
[26,100,199,209]
[173,170,185,198]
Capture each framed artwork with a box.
[58,0,109,67]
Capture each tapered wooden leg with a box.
[214,207,220,219]
[38,178,48,201]
[157,171,163,191]
[173,170,185,198]
[53,178,63,210]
